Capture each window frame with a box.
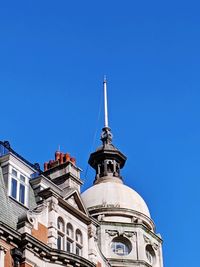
[75,229,83,256]
[9,166,29,206]
[111,236,132,256]
[66,223,74,253]
[56,218,83,256]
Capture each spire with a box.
[103,76,109,128]
[88,78,127,185]
[101,77,113,145]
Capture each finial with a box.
[103,75,109,128]
[101,76,113,145]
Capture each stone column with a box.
[47,196,58,248]
[88,224,98,264]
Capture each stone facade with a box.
[0,132,163,267]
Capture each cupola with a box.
[88,78,126,185]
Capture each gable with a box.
[64,190,88,215]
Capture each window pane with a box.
[19,183,25,204]
[111,241,130,256]
[57,235,63,250]
[12,169,17,177]
[20,174,25,182]
[76,230,82,244]
[67,239,73,253]
[67,223,73,238]
[57,217,64,232]
[76,245,82,256]
[11,178,17,199]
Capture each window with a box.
[11,178,17,199]
[111,236,132,256]
[56,219,83,256]
[57,234,64,250]
[57,217,64,250]
[75,229,83,256]
[19,184,25,204]
[10,168,28,206]
[58,217,64,232]
[146,244,156,265]
[66,223,74,253]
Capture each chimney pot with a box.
[60,153,64,164]
[55,151,61,161]
[70,157,76,165]
[65,153,70,162]
[44,162,48,171]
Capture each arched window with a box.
[57,217,64,250]
[75,229,83,256]
[111,236,132,256]
[146,244,156,265]
[66,223,74,253]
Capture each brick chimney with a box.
[43,150,82,192]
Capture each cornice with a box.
[21,233,95,267]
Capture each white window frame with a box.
[8,165,29,207]
[75,229,83,256]
[56,217,83,256]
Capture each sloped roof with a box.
[0,167,15,228]
[0,167,37,229]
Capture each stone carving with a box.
[67,196,78,209]
[153,243,159,250]
[27,213,37,227]
[105,230,118,238]
[97,214,105,221]
[131,216,138,223]
[49,197,58,212]
[143,234,159,250]
[105,230,136,241]
[143,235,150,243]
[88,224,97,238]
[101,200,121,208]
[124,231,136,239]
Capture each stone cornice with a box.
[100,221,162,243]
[108,258,152,266]
[21,233,95,267]
[0,221,21,246]
[88,206,155,231]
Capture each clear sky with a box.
[1,1,200,266]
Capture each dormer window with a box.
[9,167,28,206]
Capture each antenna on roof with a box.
[103,75,109,128]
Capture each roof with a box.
[0,166,37,230]
[82,181,150,218]
[0,141,41,173]
[0,167,15,228]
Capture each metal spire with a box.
[101,76,113,145]
[103,76,109,128]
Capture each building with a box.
[0,80,164,267]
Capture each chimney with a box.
[43,151,76,171]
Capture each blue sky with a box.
[1,1,200,266]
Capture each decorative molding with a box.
[143,234,159,250]
[88,224,97,239]
[105,230,118,238]
[48,197,58,212]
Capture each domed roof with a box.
[81,181,150,218]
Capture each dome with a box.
[81,182,150,218]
